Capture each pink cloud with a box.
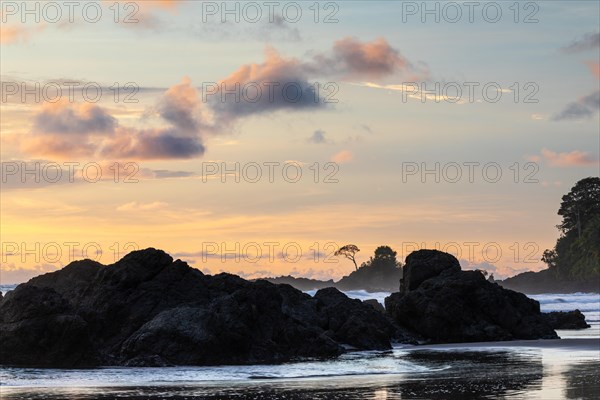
[331,150,353,164]
[586,61,600,80]
[0,25,45,44]
[20,78,206,160]
[538,148,599,167]
[330,37,411,79]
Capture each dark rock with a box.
[0,285,94,367]
[498,269,600,294]
[336,264,402,292]
[0,248,397,368]
[386,250,559,343]
[363,299,385,313]
[543,310,591,330]
[265,266,403,293]
[314,288,397,350]
[263,276,335,291]
[401,249,461,294]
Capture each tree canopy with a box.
[335,244,360,271]
[362,245,402,270]
[543,177,600,279]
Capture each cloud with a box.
[191,15,302,42]
[307,129,330,144]
[560,32,600,53]
[529,148,599,167]
[151,169,195,178]
[317,37,418,80]
[553,90,600,120]
[0,263,58,285]
[331,150,353,164]
[553,50,599,121]
[116,201,168,211]
[210,38,423,121]
[356,124,373,134]
[210,47,324,120]
[0,25,45,44]
[586,61,600,80]
[33,101,117,135]
[157,76,202,132]
[0,160,197,190]
[14,38,421,160]
[21,78,207,160]
[101,128,206,159]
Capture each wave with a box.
[0,350,438,387]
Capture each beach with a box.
[1,339,598,399]
[1,289,599,399]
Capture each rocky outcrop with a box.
[265,265,402,293]
[314,288,397,350]
[386,250,559,343]
[262,276,335,291]
[335,264,402,292]
[543,310,591,330]
[499,269,600,294]
[400,249,461,294]
[363,299,385,313]
[0,249,403,368]
[0,285,94,367]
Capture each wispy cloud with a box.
[560,32,600,54]
[117,201,169,212]
[528,148,599,167]
[307,129,331,144]
[331,150,353,164]
[552,90,600,121]
[0,25,45,44]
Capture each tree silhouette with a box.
[544,177,600,278]
[335,244,360,271]
[558,177,600,237]
[373,246,398,264]
[363,245,402,269]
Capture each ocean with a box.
[1,285,599,399]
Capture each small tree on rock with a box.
[335,244,360,271]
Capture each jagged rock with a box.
[543,310,590,330]
[386,250,559,343]
[401,249,461,294]
[498,269,600,294]
[315,288,397,350]
[336,264,402,292]
[363,299,385,313]
[0,285,94,367]
[0,248,400,368]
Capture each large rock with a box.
[386,250,559,343]
[401,249,461,294]
[543,310,590,330]
[0,248,401,368]
[0,285,94,367]
[314,288,397,350]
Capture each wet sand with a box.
[408,338,600,351]
[2,339,599,400]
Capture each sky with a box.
[1,0,599,284]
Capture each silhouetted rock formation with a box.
[363,299,385,313]
[265,263,402,293]
[400,249,460,294]
[336,263,402,292]
[498,269,599,294]
[543,310,590,330]
[386,250,559,343]
[0,249,403,368]
[262,276,334,291]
